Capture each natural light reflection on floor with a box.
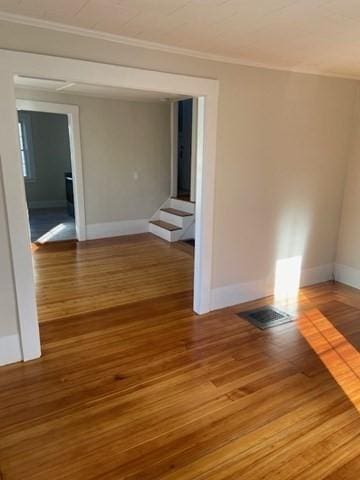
[298,308,360,412]
[31,243,40,253]
[36,223,66,244]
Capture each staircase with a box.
[149,197,195,242]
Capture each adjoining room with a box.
[13,75,199,326]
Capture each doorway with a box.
[15,99,86,244]
[177,98,193,200]
[17,109,76,244]
[0,50,218,362]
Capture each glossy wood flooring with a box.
[32,233,194,323]
[0,235,359,479]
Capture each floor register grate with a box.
[237,305,294,330]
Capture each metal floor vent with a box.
[237,305,294,330]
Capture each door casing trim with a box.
[0,49,219,362]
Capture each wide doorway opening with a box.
[14,78,197,335]
[0,50,218,362]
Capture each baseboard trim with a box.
[28,200,67,209]
[0,334,22,366]
[210,263,333,311]
[301,263,334,287]
[334,263,360,289]
[87,219,149,240]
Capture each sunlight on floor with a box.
[299,308,360,412]
[36,223,66,244]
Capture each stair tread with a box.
[171,197,195,204]
[161,208,193,217]
[150,220,182,231]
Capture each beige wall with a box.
[212,73,356,290]
[336,87,360,276]
[0,20,359,344]
[0,166,18,337]
[22,110,72,208]
[16,88,171,225]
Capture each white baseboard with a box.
[210,263,333,311]
[210,278,270,311]
[301,263,334,287]
[334,263,360,289]
[0,334,22,366]
[28,200,67,209]
[87,219,149,240]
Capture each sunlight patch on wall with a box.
[273,204,311,301]
[275,255,302,300]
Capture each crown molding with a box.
[0,11,251,65]
[0,11,360,81]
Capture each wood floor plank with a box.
[0,234,359,479]
[140,395,351,480]
[324,455,360,479]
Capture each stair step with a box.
[171,196,195,204]
[170,198,195,214]
[149,220,181,231]
[161,208,193,217]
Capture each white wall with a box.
[16,88,171,228]
[336,87,360,288]
[22,110,72,208]
[0,20,359,353]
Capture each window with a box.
[17,112,35,181]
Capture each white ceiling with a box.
[3,1,360,78]
[14,75,185,102]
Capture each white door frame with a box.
[16,99,86,242]
[190,98,198,203]
[0,49,219,362]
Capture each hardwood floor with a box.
[33,233,193,323]
[0,234,359,479]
